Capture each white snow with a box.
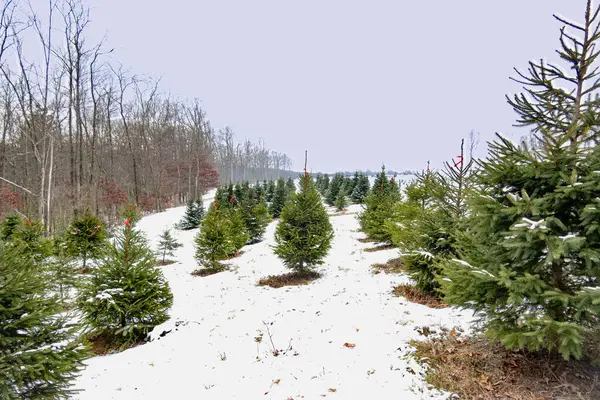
[72,191,472,400]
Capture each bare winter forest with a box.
[0,0,294,232]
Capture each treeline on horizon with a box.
[0,0,293,233]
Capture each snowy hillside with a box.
[72,191,471,400]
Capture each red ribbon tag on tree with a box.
[125,218,131,227]
[454,155,463,168]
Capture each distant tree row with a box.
[0,0,291,233]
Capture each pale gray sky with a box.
[87,0,585,173]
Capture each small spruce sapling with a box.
[156,229,182,264]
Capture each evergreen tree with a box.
[351,173,370,204]
[0,214,21,241]
[194,198,206,220]
[156,229,182,263]
[8,219,52,263]
[358,167,399,243]
[234,183,245,205]
[255,181,265,202]
[285,177,296,195]
[194,206,236,270]
[334,186,348,211]
[344,175,356,197]
[228,207,250,252]
[325,173,344,206]
[214,186,229,209]
[1,242,87,399]
[319,173,330,195]
[266,180,276,202]
[65,212,106,269]
[274,174,333,272]
[270,178,287,218]
[119,204,142,227]
[443,2,600,360]
[48,237,79,302]
[78,223,173,345]
[178,200,202,230]
[241,195,271,244]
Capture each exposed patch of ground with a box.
[257,270,322,288]
[372,257,404,274]
[191,265,227,277]
[392,284,448,309]
[413,333,600,400]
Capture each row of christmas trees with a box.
[0,209,175,398]
[356,101,600,361]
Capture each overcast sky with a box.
[86,0,585,173]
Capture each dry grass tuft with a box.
[258,270,322,288]
[372,257,404,274]
[191,265,227,277]
[364,243,396,252]
[413,333,600,400]
[392,284,448,308]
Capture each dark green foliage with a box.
[274,174,334,272]
[178,200,204,230]
[401,252,443,295]
[156,229,182,263]
[78,225,173,346]
[1,242,87,399]
[228,207,250,251]
[358,167,398,243]
[6,219,52,263]
[241,195,271,244]
[65,212,106,269]
[214,186,229,208]
[325,173,344,206]
[318,174,330,196]
[443,4,600,360]
[285,177,296,195]
[351,173,370,204]
[0,214,21,241]
[234,183,246,205]
[270,178,287,218]
[334,186,348,211]
[194,206,236,269]
[266,180,276,202]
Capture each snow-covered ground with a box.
[72,190,471,400]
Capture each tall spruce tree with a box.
[194,205,236,270]
[266,180,276,202]
[65,212,106,269]
[335,186,348,211]
[241,194,271,244]
[325,173,344,206]
[178,200,202,230]
[270,178,287,218]
[285,177,296,195]
[319,173,330,195]
[0,242,87,399]
[78,223,173,345]
[358,166,398,243]
[351,173,370,204]
[274,174,333,272]
[442,1,600,360]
